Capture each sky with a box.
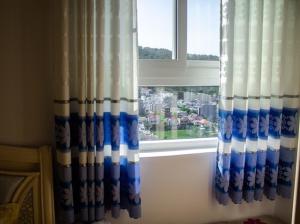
[137,0,220,56]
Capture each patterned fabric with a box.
[216,0,300,205]
[54,0,141,223]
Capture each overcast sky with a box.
[137,0,220,56]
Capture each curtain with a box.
[216,0,300,205]
[54,0,141,223]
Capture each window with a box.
[139,86,218,141]
[137,0,176,59]
[137,0,220,150]
[187,0,220,60]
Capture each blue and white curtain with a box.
[216,0,300,205]
[54,0,141,223]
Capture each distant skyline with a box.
[137,0,220,56]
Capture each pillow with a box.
[0,203,20,224]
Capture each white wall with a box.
[105,152,278,224]
[0,0,53,147]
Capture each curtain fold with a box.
[54,0,141,223]
[216,0,300,205]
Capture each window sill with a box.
[140,147,217,158]
[139,137,218,158]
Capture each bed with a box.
[0,145,55,224]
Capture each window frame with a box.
[138,0,220,152]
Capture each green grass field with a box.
[154,128,217,140]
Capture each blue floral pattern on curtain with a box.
[216,0,299,205]
[54,0,141,223]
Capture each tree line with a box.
[138,46,219,61]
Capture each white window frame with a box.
[138,0,220,152]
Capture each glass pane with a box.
[187,0,220,60]
[137,0,175,59]
[138,86,219,140]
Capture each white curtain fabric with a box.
[54,0,140,223]
[216,0,300,205]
